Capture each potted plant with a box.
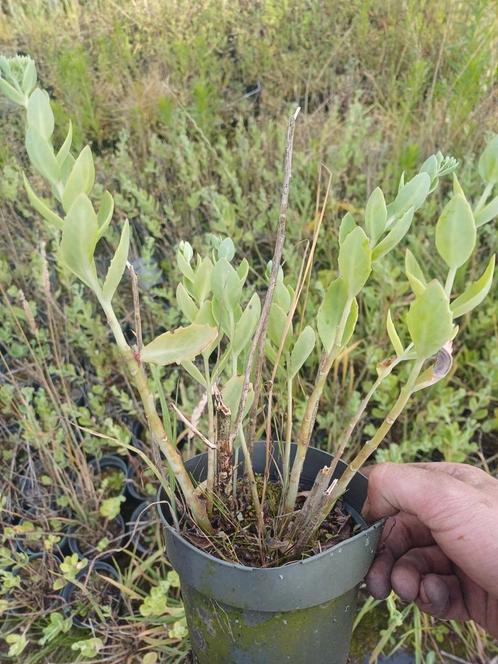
[66,457,128,560]
[1,55,497,663]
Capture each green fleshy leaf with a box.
[232,292,261,357]
[451,255,495,318]
[406,280,454,358]
[141,324,218,365]
[23,174,64,230]
[60,193,100,292]
[365,187,387,245]
[27,88,54,141]
[386,309,404,356]
[62,145,95,213]
[317,277,349,352]
[102,221,130,302]
[372,207,414,262]
[338,226,371,296]
[289,325,315,378]
[435,193,476,269]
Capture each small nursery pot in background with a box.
[60,561,121,628]
[127,501,160,556]
[88,455,130,495]
[158,443,383,664]
[67,514,126,561]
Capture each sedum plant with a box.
[1,55,496,562]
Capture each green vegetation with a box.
[0,1,497,662]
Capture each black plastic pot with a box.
[5,551,63,616]
[16,507,70,556]
[158,442,383,664]
[88,454,130,496]
[67,513,126,561]
[60,561,121,628]
[124,440,156,502]
[127,501,160,556]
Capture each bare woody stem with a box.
[230,107,301,452]
[101,299,213,533]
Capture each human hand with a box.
[364,462,498,638]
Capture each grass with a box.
[0,0,497,661]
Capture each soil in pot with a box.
[16,508,70,555]
[61,562,121,628]
[182,476,354,567]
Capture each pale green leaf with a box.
[475,195,498,228]
[372,207,414,262]
[451,255,495,318]
[217,237,235,261]
[177,283,199,322]
[191,256,213,304]
[62,146,95,213]
[435,193,476,269]
[317,277,348,352]
[0,77,26,105]
[478,134,498,185]
[196,300,216,326]
[211,257,242,309]
[96,191,114,239]
[274,279,291,313]
[60,152,75,185]
[102,221,130,302]
[339,211,356,245]
[177,242,195,281]
[26,126,60,185]
[365,187,387,245]
[452,173,464,196]
[405,249,426,295]
[237,257,249,284]
[56,121,73,168]
[6,633,28,657]
[420,154,438,182]
[141,324,218,365]
[27,88,54,140]
[181,360,206,386]
[222,375,253,419]
[289,325,315,378]
[340,297,358,346]
[21,59,37,95]
[60,193,100,292]
[386,309,404,356]
[406,280,454,358]
[338,226,371,296]
[268,302,292,352]
[23,174,64,230]
[388,172,430,218]
[232,293,261,357]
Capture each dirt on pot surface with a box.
[180,477,353,568]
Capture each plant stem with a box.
[324,358,424,507]
[101,300,213,533]
[283,375,293,491]
[204,356,216,515]
[445,266,457,296]
[230,107,300,453]
[238,427,264,534]
[283,298,352,512]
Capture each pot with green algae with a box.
[158,443,383,664]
